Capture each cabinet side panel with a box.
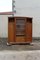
[8,18,15,43]
[26,18,32,43]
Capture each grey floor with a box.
[0,38,40,51]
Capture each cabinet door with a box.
[8,18,15,43]
[26,18,32,43]
[15,18,26,42]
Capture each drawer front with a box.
[16,36,25,42]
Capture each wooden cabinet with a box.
[8,17,32,44]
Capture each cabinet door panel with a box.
[26,19,32,43]
[16,36,25,42]
[8,22,15,43]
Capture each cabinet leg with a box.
[7,42,11,46]
[27,43,33,46]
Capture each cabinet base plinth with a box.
[7,42,32,45]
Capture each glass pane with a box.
[16,18,25,36]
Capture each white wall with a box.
[0,0,40,38]
[14,0,40,37]
[0,15,12,38]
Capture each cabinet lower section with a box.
[8,36,32,45]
